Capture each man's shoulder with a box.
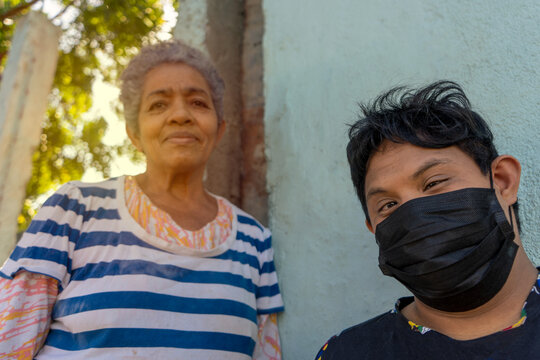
[335,310,395,342]
[320,310,401,359]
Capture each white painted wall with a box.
[262,1,540,358]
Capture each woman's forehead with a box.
[142,62,212,98]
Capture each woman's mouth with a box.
[164,131,199,144]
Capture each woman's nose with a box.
[167,99,193,124]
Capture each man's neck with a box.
[401,250,538,341]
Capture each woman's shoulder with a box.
[53,176,119,191]
[216,197,271,242]
[215,197,266,230]
[38,177,123,216]
[50,176,122,202]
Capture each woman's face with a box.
[128,62,225,174]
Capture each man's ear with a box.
[126,124,142,153]
[366,219,375,234]
[491,155,521,206]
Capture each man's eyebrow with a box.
[366,187,386,200]
[366,158,452,201]
[410,158,451,180]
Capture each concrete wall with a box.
[174,0,245,206]
[175,0,269,224]
[262,0,540,358]
[241,0,269,225]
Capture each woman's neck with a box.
[134,167,218,231]
[139,164,207,197]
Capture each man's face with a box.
[364,141,492,232]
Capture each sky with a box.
[38,0,178,182]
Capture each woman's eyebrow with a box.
[145,87,210,99]
[182,87,210,97]
[145,88,173,99]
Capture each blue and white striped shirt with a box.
[1,177,284,359]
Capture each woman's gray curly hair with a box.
[120,40,225,133]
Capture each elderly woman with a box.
[0,40,283,359]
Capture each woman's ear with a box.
[491,155,521,206]
[216,121,226,143]
[126,124,143,153]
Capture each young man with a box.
[316,81,539,359]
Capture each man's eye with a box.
[379,201,398,213]
[424,179,448,191]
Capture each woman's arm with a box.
[253,313,281,360]
[0,271,57,358]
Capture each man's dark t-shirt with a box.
[317,275,540,360]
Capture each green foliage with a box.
[0,0,169,231]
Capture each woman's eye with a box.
[192,99,209,108]
[149,102,166,111]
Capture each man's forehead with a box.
[368,141,460,166]
[365,142,461,186]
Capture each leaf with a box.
[5,0,167,232]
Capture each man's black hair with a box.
[347,80,520,229]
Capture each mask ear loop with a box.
[491,166,515,229]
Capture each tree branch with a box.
[51,0,77,21]
[0,52,4,82]
[0,0,41,21]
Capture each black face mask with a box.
[375,187,518,312]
